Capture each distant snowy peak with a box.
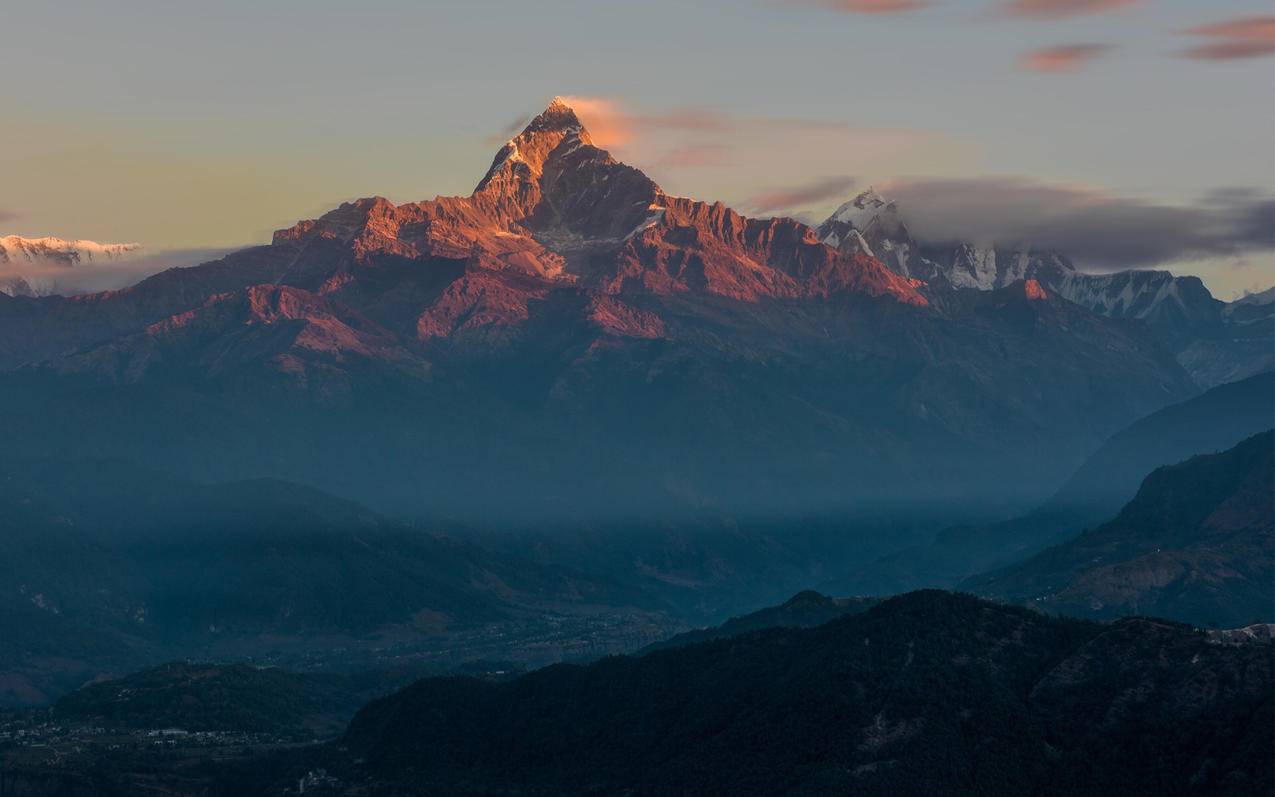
[938,244,1077,291]
[828,188,891,227]
[0,236,142,267]
[813,189,1239,343]
[0,236,145,298]
[1051,269,1218,326]
[817,188,916,277]
[0,275,36,298]
[817,189,1077,291]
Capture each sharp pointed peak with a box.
[518,96,587,138]
[474,97,608,197]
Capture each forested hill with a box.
[323,591,1272,796]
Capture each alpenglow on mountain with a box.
[0,98,1197,519]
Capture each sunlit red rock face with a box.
[0,98,1199,519]
[270,98,927,308]
[0,98,925,370]
[50,284,425,392]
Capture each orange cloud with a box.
[803,0,931,13]
[1180,15,1275,61]
[557,96,731,150]
[556,96,634,148]
[998,0,1140,19]
[517,96,967,221]
[656,144,731,170]
[639,109,731,133]
[1020,44,1112,73]
[744,175,858,215]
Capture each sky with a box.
[2,0,1272,297]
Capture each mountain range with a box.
[0,99,1200,521]
[817,189,1274,388]
[967,431,1273,628]
[0,235,140,268]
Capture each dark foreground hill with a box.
[642,589,878,652]
[51,662,382,740]
[966,431,1274,627]
[259,591,1273,796]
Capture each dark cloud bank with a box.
[882,178,1274,270]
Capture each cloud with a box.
[1179,15,1275,61]
[0,209,18,225]
[789,0,932,13]
[743,175,859,215]
[638,109,732,133]
[521,96,968,221]
[485,114,535,146]
[878,177,1275,269]
[557,96,730,150]
[1020,43,1112,72]
[0,246,238,295]
[996,0,1141,19]
[655,144,732,170]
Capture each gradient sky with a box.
[3,0,1272,296]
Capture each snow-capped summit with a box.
[828,187,890,228]
[817,190,1078,291]
[815,189,1219,326]
[0,235,141,267]
[0,236,144,297]
[817,188,916,274]
[814,188,1274,387]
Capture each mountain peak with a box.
[852,186,887,208]
[519,96,592,142]
[475,98,599,198]
[830,187,891,225]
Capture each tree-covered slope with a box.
[328,591,1271,796]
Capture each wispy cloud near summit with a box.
[996,0,1141,19]
[1020,44,1113,72]
[554,96,730,149]
[879,177,1275,269]
[744,176,858,215]
[520,96,964,216]
[790,0,931,13]
[1179,15,1275,60]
